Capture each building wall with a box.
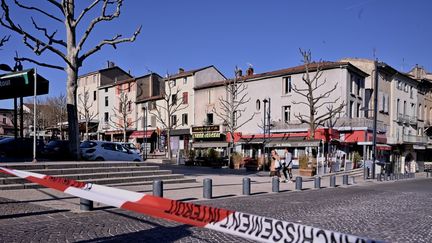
[77,73,100,122]
[238,68,355,134]
[98,85,116,133]
[389,74,419,144]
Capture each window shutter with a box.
[378,91,384,112]
[384,94,389,113]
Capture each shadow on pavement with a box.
[0,209,69,219]
[83,210,195,243]
[211,194,236,199]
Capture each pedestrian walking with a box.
[282,148,293,182]
[270,150,281,179]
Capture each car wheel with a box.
[95,157,104,161]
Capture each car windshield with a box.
[80,141,97,148]
[125,143,136,150]
[0,137,14,144]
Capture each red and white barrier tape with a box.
[0,166,381,243]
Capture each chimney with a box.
[246,66,254,76]
[178,68,185,74]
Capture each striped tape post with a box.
[0,166,381,243]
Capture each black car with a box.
[41,140,71,160]
[0,137,44,158]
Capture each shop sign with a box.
[192,125,219,133]
[192,132,220,139]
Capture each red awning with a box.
[129,130,155,138]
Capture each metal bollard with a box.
[377,174,382,182]
[272,177,279,193]
[153,180,164,197]
[203,178,212,199]
[342,174,349,185]
[367,168,370,179]
[243,177,251,195]
[427,172,431,178]
[330,175,336,187]
[390,173,394,180]
[80,198,93,211]
[314,177,321,189]
[295,176,302,191]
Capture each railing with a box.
[403,115,410,124]
[409,116,417,125]
[402,134,428,144]
[396,113,404,123]
[335,117,387,132]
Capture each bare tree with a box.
[150,75,188,159]
[109,91,140,143]
[212,67,255,156]
[78,87,97,140]
[46,93,67,139]
[292,49,345,140]
[0,0,141,159]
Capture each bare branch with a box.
[47,0,64,14]
[0,0,69,64]
[79,25,141,64]
[0,34,9,48]
[14,56,64,70]
[30,17,66,47]
[76,0,126,51]
[75,0,102,26]
[14,0,63,22]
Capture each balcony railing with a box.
[396,113,404,123]
[402,134,427,144]
[409,116,417,125]
[403,115,410,124]
[334,117,387,132]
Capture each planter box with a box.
[299,168,315,176]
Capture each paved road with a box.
[0,178,431,242]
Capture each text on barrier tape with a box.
[0,166,382,243]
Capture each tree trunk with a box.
[123,127,126,143]
[66,67,80,160]
[166,129,172,159]
[65,3,80,160]
[85,120,89,140]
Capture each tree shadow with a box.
[76,209,199,243]
[0,209,69,219]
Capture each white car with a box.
[119,142,140,154]
[80,140,142,161]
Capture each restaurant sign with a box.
[192,125,220,133]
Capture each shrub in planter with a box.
[299,154,315,176]
[299,154,309,169]
[230,152,243,169]
[352,151,362,168]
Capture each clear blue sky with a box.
[1,0,431,108]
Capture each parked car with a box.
[119,142,140,154]
[0,137,44,158]
[41,140,71,160]
[80,140,142,161]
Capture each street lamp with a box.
[263,98,268,171]
[359,60,380,179]
[142,105,148,161]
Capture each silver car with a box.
[80,140,142,161]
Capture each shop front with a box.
[191,125,227,157]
